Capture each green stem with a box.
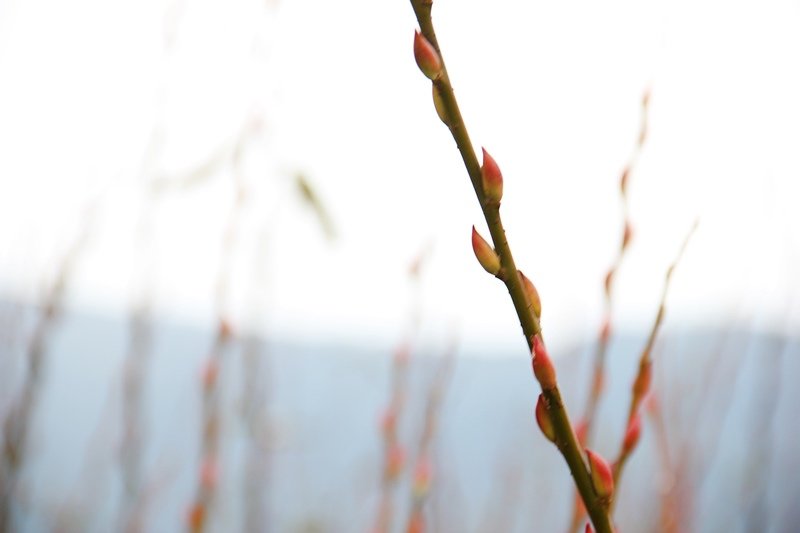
[408,2,613,532]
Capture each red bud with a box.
[632,358,652,404]
[622,413,642,455]
[531,335,557,390]
[519,270,542,318]
[200,457,218,489]
[413,31,442,80]
[219,318,233,340]
[471,226,501,276]
[604,269,614,296]
[585,523,595,533]
[381,408,397,436]
[386,444,405,480]
[574,418,588,446]
[622,221,633,250]
[412,456,432,497]
[407,511,425,533]
[535,394,556,443]
[620,167,630,195]
[481,148,503,203]
[586,449,615,498]
[202,358,219,391]
[187,504,206,531]
[599,318,611,343]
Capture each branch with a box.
[406,3,614,531]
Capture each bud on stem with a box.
[519,270,542,319]
[471,226,501,276]
[432,84,448,124]
[586,449,614,499]
[632,358,652,408]
[413,31,442,80]
[535,394,556,443]
[480,148,503,203]
[531,335,557,390]
[622,413,642,455]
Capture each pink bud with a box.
[201,359,219,390]
[592,370,605,397]
[187,504,205,531]
[407,511,425,533]
[518,270,542,318]
[604,269,614,296]
[413,31,442,80]
[480,148,503,203]
[380,408,397,435]
[620,167,630,195]
[471,226,501,276]
[585,523,595,533]
[412,456,432,497]
[200,457,218,489]
[622,413,642,455]
[386,444,405,480]
[574,418,588,446]
[531,335,557,390]
[632,358,652,402]
[218,318,233,340]
[586,449,615,498]
[622,221,633,250]
[535,394,556,443]
[599,318,611,343]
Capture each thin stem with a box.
[407,3,612,531]
[612,221,697,489]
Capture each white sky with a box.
[1,0,799,353]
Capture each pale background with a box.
[1,0,799,352]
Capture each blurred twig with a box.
[0,205,95,530]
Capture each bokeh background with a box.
[1,0,799,531]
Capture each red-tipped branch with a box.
[407,2,612,531]
[612,221,698,488]
[581,88,651,447]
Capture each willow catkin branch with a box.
[405,338,456,533]
[0,206,94,531]
[581,89,651,446]
[567,92,650,533]
[187,134,249,533]
[612,221,698,489]
[373,250,428,533]
[407,3,612,531]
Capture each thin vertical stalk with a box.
[406,3,612,531]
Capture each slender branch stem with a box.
[612,221,698,488]
[407,3,613,531]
